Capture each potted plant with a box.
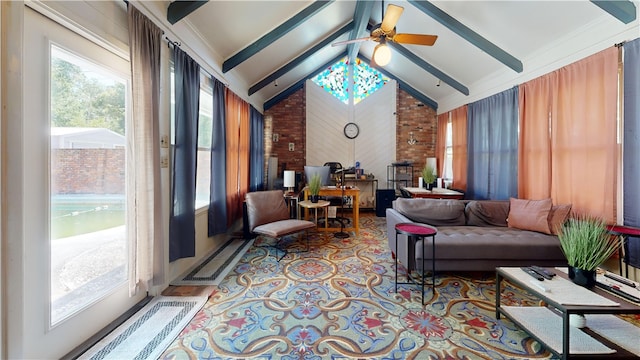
[421,164,436,190]
[308,174,322,203]
[558,215,620,288]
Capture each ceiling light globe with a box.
[373,44,391,66]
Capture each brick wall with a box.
[396,87,438,185]
[264,85,437,186]
[264,87,307,178]
[52,149,125,194]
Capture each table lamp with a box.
[283,170,295,194]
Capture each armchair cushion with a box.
[245,190,315,237]
[254,219,317,238]
[246,190,291,231]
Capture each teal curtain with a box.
[249,106,264,192]
[624,38,640,268]
[169,47,200,261]
[467,87,519,200]
[208,78,228,236]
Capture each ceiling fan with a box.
[332,3,437,66]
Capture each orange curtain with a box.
[225,90,251,226]
[551,47,618,222]
[518,73,554,200]
[451,105,467,191]
[436,112,448,177]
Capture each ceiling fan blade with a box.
[392,33,438,46]
[331,37,372,47]
[380,4,404,34]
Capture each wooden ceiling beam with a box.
[591,0,636,24]
[249,22,354,96]
[408,0,523,73]
[223,1,333,73]
[167,1,208,25]
[264,52,347,111]
[347,0,375,63]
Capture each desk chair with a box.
[245,190,316,261]
[322,162,351,228]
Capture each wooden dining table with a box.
[402,186,464,200]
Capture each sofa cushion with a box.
[548,204,572,235]
[414,226,564,264]
[393,198,466,226]
[465,200,509,227]
[507,198,552,234]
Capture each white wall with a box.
[305,79,396,183]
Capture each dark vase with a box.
[310,195,319,203]
[568,266,596,288]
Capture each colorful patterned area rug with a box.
[161,214,640,359]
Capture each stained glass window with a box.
[312,58,349,103]
[312,57,389,105]
[353,58,388,104]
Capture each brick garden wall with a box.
[264,85,437,186]
[52,149,125,194]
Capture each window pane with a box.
[50,46,127,324]
[443,122,453,180]
[195,82,213,209]
[311,56,389,105]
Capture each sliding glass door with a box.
[21,7,145,358]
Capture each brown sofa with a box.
[386,198,568,272]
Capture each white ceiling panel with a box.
[151,0,639,113]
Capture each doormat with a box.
[170,238,253,286]
[78,296,207,360]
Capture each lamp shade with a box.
[373,43,391,66]
[283,170,295,188]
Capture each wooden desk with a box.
[403,187,464,200]
[343,178,377,210]
[303,186,360,235]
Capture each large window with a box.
[443,121,453,181]
[170,65,214,209]
[50,45,127,325]
[196,75,213,209]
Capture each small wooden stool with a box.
[299,200,330,239]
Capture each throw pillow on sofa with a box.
[394,198,466,226]
[465,200,509,227]
[548,204,572,235]
[507,198,553,234]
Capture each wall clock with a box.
[343,122,359,139]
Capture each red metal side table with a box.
[607,224,640,278]
[395,222,437,304]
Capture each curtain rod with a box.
[164,35,229,87]
[165,35,181,48]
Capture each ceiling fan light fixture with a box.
[373,43,391,66]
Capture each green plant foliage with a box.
[558,216,619,271]
[51,57,125,135]
[309,174,322,196]
[421,165,436,185]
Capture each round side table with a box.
[395,222,437,304]
[607,224,640,278]
[298,200,330,238]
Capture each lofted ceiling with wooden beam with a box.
[152,0,638,113]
